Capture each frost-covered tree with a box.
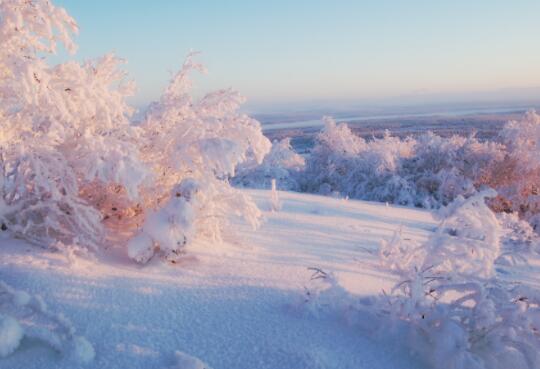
[301,191,540,369]
[378,192,540,369]
[300,117,503,207]
[485,110,540,230]
[233,137,305,191]
[302,117,369,196]
[0,0,147,248]
[125,55,271,262]
[294,111,540,234]
[232,110,540,237]
[0,0,271,262]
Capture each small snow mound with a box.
[71,336,95,364]
[128,233,155,263]
[0,314,23,358]
[1,280,95,363]
[171,351,212,369]
[301,268,357,320]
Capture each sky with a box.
[52,0,540,112]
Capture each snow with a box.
[0,190,436,369]
[2,2,538,368]
[171,351,212,369]
[0,315,23,358]
[127,233,155,264]
[71,336,95,364]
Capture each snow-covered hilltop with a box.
[1,1,540,369]
[0,190,436,369]
[2,190,540,369]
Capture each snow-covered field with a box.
[2,2,540,368]
[0,190,437,369]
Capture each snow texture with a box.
[0,190,436,369]
[0,280,95,363]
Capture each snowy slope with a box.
[0,190,437,369]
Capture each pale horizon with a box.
[50,0,540,112]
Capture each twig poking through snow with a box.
[270,179,282,212]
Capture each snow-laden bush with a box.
[240,111,540,233]
[0,281,94,363]
[0,0,147,248]
[378,191,540,369]
[233,137,305,191]
[403,133,504,208]
[496,212,539,265]
[301,117,503,208]
[300,267,359,320]
[0,0,271,261]
[484,110,540,230]
[381,190,500,278]
[294,111,540,232]
[301,118,413,199]
[302,192,540,369]
[126,55,271,262]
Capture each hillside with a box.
[0,190,436,369]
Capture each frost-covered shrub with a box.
[402,133,504,208]
[303,192,540,369]
[378,192,540,369]
[496,212,539,265]
[0,1,271,260]
[0,0,147,248]
[233,137,305,191]
[242,111,540,232]
[127,55,271,262]
[0,281,94,363]
[484,110,540,230]
[383,190,501,278]
[299,111,540,232]
[301,117,503,208]
[300,267,359,320]
[302,118,414,199]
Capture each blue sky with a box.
[52,0,540,111]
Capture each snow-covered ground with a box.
[0,190,439,369]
